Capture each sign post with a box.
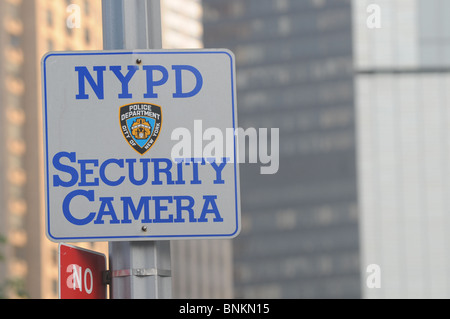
[102,0,171,299]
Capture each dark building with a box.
[202,0,360,298]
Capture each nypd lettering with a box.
[75,64,203,100]
[52,151,228,226]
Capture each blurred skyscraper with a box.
[0,0,106,298]
[203,0,450,299]
[0,0,30,297]
[354,0,450,298]
[203,0,361,298]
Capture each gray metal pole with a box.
[101,0,172,299]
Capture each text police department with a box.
[52,152,229,226]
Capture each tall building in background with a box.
[203,0,450,298]
[354,0,450,298]
[1,0,42,298]
[203,0,361,298]
[0,0,22,297]
[0,0,105,298]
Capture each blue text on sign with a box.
[75,64,203,100]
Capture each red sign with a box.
[59,244,107,299]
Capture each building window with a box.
[9,34,21,48]
[47,39,54,51]
[52,279,58,296]
[84,0,90,16]
[84,29,90,45]
[46,9,53,27]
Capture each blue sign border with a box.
[42,50,240,241]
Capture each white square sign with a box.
[41,49,240,242]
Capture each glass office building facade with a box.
[205,0,450,299]
[203,0,360,298]
[0,0,106,298]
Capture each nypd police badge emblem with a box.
[119,103,162,155]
